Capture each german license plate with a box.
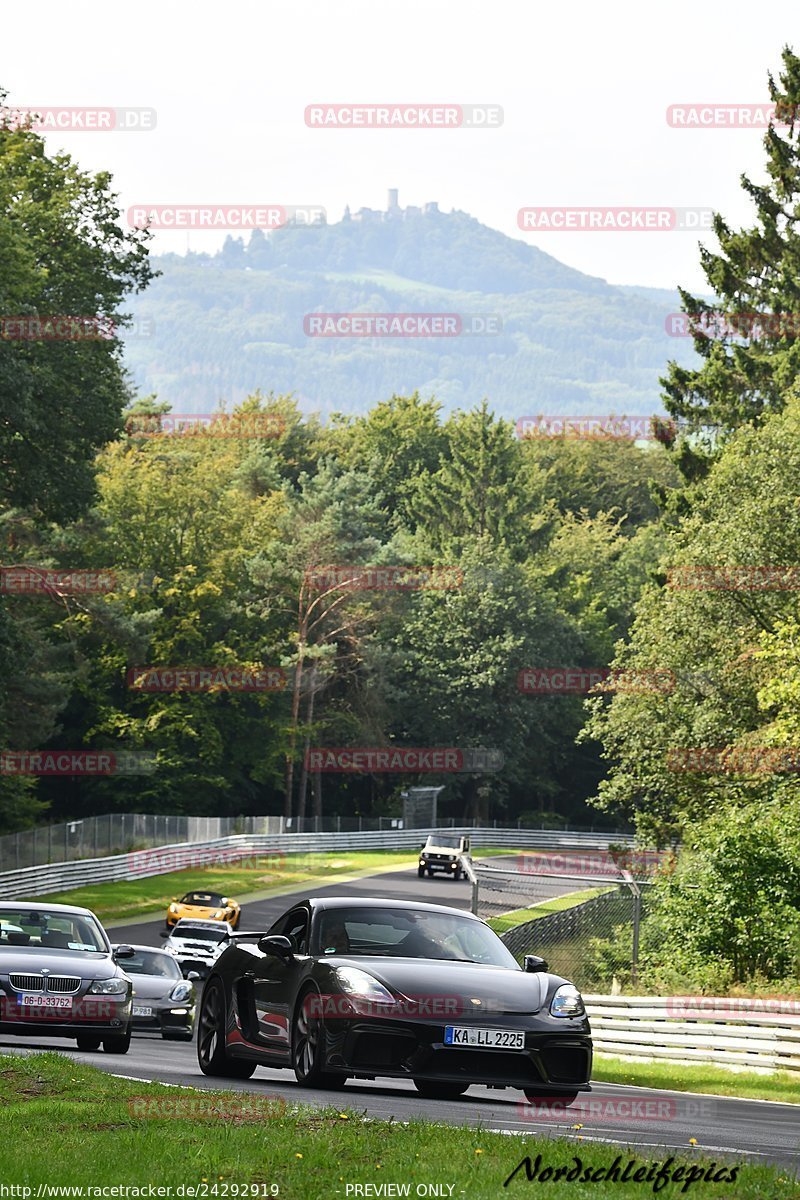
[19,994,71,1009]
[132,1006,153,1017]
[444,1026,525,1049]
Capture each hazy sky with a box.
[3,1,798,290]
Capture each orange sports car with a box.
[166,890,241,930]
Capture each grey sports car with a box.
[113,944,198,1040]
[197,897,592,1104]
[0,902,134,1053]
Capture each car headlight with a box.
[170,982,194,1003]
[213,910,225,919]
[550,984,585,1018]
[169,904,179,914]
[89,978,130,995]
[334,967,395,1005]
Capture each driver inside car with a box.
[321,918,351,954]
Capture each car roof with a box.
[173,918,229,927]
[307,897,479,920]
[0,901,98,918]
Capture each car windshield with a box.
[314,907,518,968]
[173,925,228,943]
[121,950,182,978]
[181,893,225,905]
[0,908,108,953]
[426,836,462,849]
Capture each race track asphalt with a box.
[1,863,797,1172]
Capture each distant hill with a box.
[121,202,699,419]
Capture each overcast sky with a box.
[3,1,798,291]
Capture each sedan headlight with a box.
[170,981,194,1003]
[334,967,395,1005]
[550,984,585,1018]
[89,978,130,996]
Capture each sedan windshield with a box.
[173,926,227,943]
[314,907,519,968]
[0,908,108,953]
[122,950,182,978]
[181,893,225,905]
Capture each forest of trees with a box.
[5,46,800,990]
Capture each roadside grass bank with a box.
[19,846,521,924]
[24,851,419,924]
[0,1054,792,1199]
[593,1054,800,1107]
[486,887,614,935]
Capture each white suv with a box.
[160,918,233,978]
[418,833,471,880]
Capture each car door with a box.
[249,907,310,1057]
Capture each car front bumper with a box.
[0,993,131,1039]
[323,1014,592,1092]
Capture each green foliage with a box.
[662,49,800,444]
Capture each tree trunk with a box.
[296,676,316,823]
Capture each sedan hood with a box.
[0,949,117,980]
[328,957,549,1015]
[128,976,179,1000]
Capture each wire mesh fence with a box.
[473,850,659,992]
[0,814,634,874]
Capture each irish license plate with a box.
[444,1026,525,1049]
[132,1006,153,1017]
[19,994,71,1009]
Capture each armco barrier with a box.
[584,995,800,1073]
[0,827,634,900]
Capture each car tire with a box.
[102,1028,132,1054]
[413,1079,469,1099]
[197,979,256,1078]
[417,866,425,878]
[452,868,462,881]
[292,988,347,1090]
[426,867,433,877]
[523,1091,579,1107]
[75,1034,102,1051]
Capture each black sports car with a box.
[197,897,592,1103]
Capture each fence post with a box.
[626,874,642,986]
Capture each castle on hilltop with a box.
[345,189,440,222]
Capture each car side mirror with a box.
[159,930,170,939]
[187,971,201,981]
[523,954,548,973]
[257,934,294,959]
[113,945,135,960]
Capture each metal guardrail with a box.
[585,995,800,1073]
[0,827,635,900]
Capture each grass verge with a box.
[593,1054,800,1107]
[486,887,613,936]
[27,851,418,925]
[22,845,524,925]
[0,1053,793,1198]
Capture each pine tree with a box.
[662,48,800,455]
